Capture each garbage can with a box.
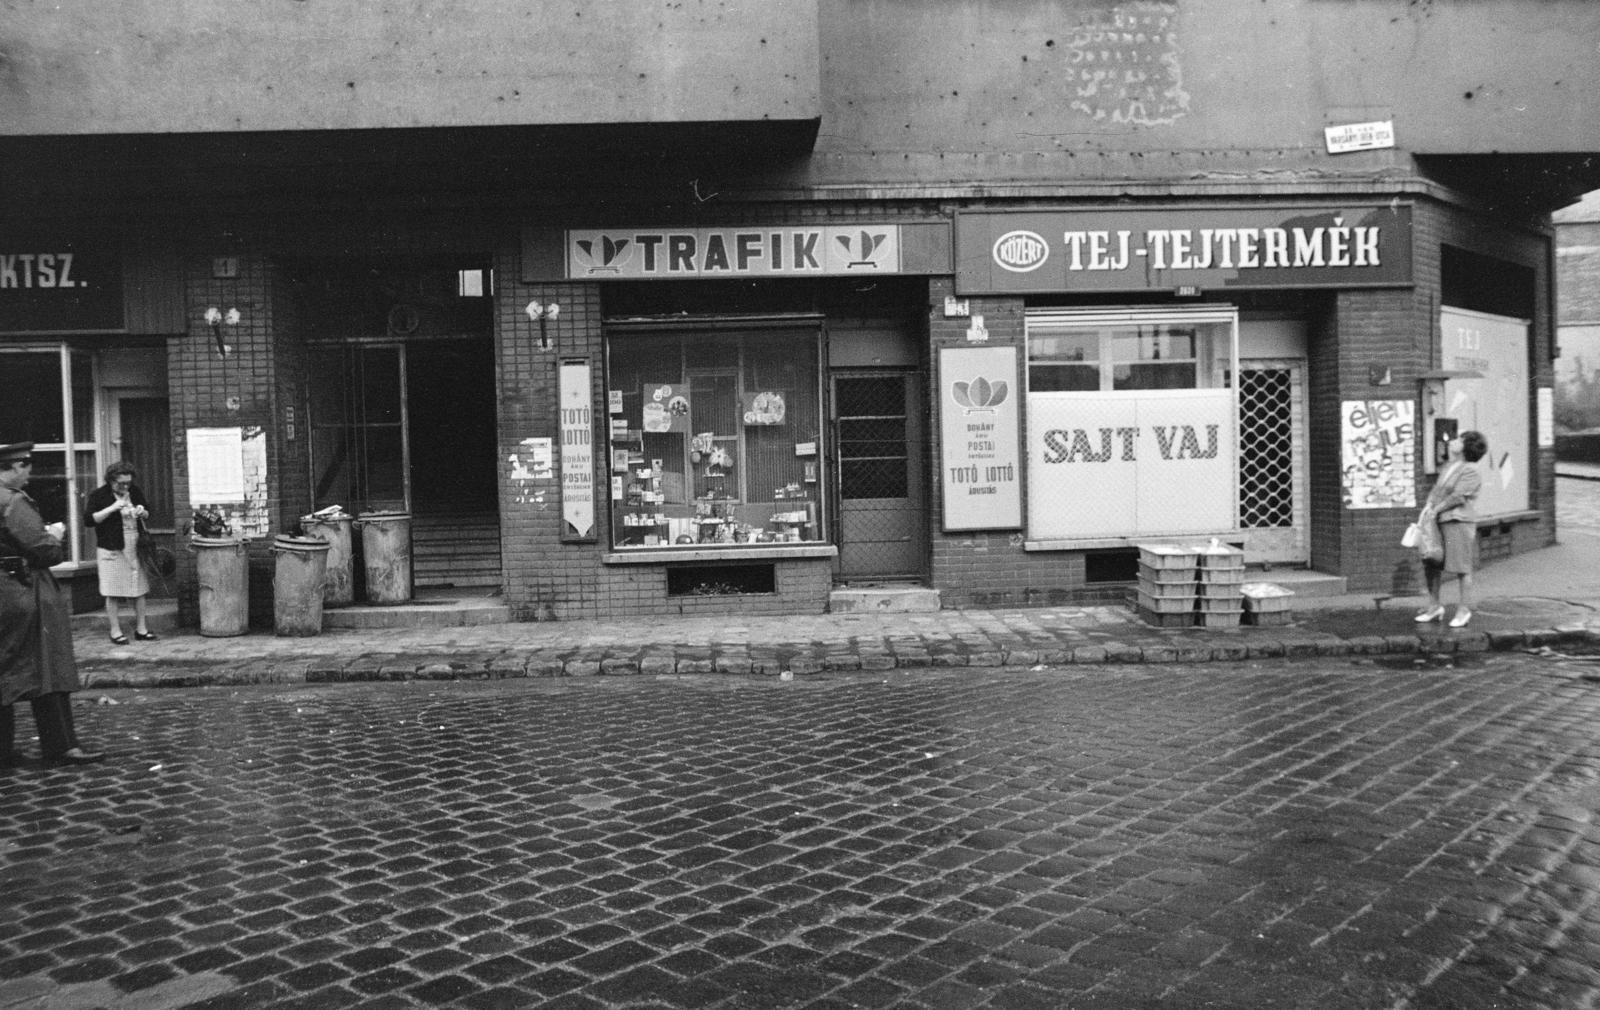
[272,534,331,637]
[193,536,249,637]
[299,512,354,607]
[357,511,412,604]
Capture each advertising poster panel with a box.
[1341,399,1416,509]
[1438,307,1529,517]
[1026,390,1236,540]
[939,345,1022,530]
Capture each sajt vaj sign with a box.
[1341,399,1415,509]
[957,204,1412,294]
[1027,390,1237,540]
[939,346,1022,530]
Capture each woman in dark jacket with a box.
[84,462,156,645]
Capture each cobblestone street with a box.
[7,652,1600,1009]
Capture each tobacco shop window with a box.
[606,326,823,550]
[0,345,97,565]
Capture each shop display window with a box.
[605,327,823,550]
[0,346,97,563]
[1029,317,1228,392]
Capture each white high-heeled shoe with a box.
[1414,605,1444,623]
[1448,608,1472,628]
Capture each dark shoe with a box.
[45,747,105,766]
[134,631,159,641]
[109,634,129,645]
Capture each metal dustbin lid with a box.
[274,534,330,552]
[356,510,410,523]
[190,536,241,548]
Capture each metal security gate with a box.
[1237,360,1307,565]
[831,371,928,581]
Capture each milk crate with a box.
[1241,583,1294,613]
[1197,543,1245,569]
[1137,544,1199,571]
[1140,577,1201,598]
[1138,562,1198,586]
[1246,610,1295,627]
[1139,608,1196,628]
[1242,583,1295,625]
[1198,608,1243,628]
[1196,566,1246,586]
[1137,589,1198,614]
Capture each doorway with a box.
[830,371,928,581]
[109,394,174,532]
[307,338,500,588]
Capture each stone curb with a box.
[75,626,1600,691]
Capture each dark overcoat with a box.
[0,485,81,706]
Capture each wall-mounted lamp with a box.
[203,306,241,357]
[526,300,560,350]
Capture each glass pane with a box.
[74,449,97,561]
[840,417,906,453]
[71,351,95,442]
[842,458,907,499]
[311,427,353,508]
[307,349,350,425]
[0,352,64,443]
[1029,331,1099,363]
[1110,326,1196,363]
[1029,364,1100,392]
[362,427,406,504]
[24,450,69,529]
[835,376,903,417]
[360,348,402,424]
[1113,362,1197,391]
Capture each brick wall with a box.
[171,253,285,629]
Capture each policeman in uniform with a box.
[0,442,104,766]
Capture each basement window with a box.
[666,563,776,597]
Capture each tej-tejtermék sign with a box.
[956,204,1412,295]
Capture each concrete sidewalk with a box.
[66,533,1600,689]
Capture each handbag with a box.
[1414,516,1444,563]
[1401,523,1420,548]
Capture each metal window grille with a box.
[1238,367,1294,528]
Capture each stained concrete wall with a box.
[0,0,820,134]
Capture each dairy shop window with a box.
[1028,312,1232,392]
[605,327,823,550]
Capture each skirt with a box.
[1437,520,1477,575]
[96,546,149,598]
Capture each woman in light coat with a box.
[1415,430,1488,628]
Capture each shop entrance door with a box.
[109,394,174,534]
[308,339,500,589]
[1237,359,1308,565]
[830,371,927,582]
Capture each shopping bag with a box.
[1401,523,1419,548]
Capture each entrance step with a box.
[323,590,513,629]
[413,511,501,589]
[1244,569,1348,597]
[830,585,942,614]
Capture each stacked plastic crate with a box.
[1195,542,1245,626]
[1242,583,1295,625]
[1136,544,1199,627]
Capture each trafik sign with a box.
[957,205,1412,294]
